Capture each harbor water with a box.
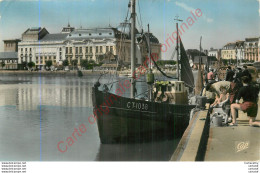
[0,73,181,161]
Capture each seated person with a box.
[229,76,260,127]
[210,86,229,108]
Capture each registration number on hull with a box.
[127,102,148,110]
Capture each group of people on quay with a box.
[202,65,260,127]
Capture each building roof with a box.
[40,33,69,42]
[223,42,236,49]
[143,32,160,44]
[0,52,18,59]
[66,28,123,40]
[22,27,49,41]
[186,49,207,61]
[61,23,75,33]
[18,22,160,45]
[3,39,21,42]
[245,37,259,42]
[117,21,139,36]
[209,47,219,52]
[23,27,48,35]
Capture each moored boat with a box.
[92,0,196,144]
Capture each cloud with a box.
[175,1,214,23]
[175,1,195,12]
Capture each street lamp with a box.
[240,46,243,64]
[235,46,238,66]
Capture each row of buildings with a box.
[207,37,260,63]
[0,22,161,70]
[0,22,259,70]
[185,37,260,70]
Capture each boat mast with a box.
[174,16,183,81]
[147,24,154,101]
[130,0,136,98]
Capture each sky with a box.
[0,0,259,59]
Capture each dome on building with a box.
[116,21,139,37]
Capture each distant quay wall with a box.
[0,70,176,76]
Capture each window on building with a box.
[69,47,72,53]
[79,47,82,54]
[79,34,81,36]
[90,47,92,53]
[60,48,62,51]
[96,46,98,53]
[86,47,88,53]
[89,33,92,36]
[21,48,23,52]
[76,47,78,54]
[66,47,68,53]
[29,48,32,52]
[25,48,27,52]
[100,46,102,53]
[106,46,109,52]
[99,33,102,35]
[54,56,56,60]
[109,33,112,35]
[110,46,113,52]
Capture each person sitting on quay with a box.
[229,76,260,127]
[210,86,229,108]
[225,66,235,82]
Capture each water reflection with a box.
[96,139,179,161]
[0,75,180,161]
[0,83,93,110]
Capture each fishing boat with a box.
[92,0,195,144]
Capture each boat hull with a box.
[92,87,195,144]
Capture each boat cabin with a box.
[153,81,188,104]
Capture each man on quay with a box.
[242,65,252,82]
[207,68,215,84]
[206,80,231,96]
[225,66,235,82]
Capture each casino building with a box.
[17,22,161,69]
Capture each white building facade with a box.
[18,23,161,69]
[208,48,221,60]
[244,37,259,62]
